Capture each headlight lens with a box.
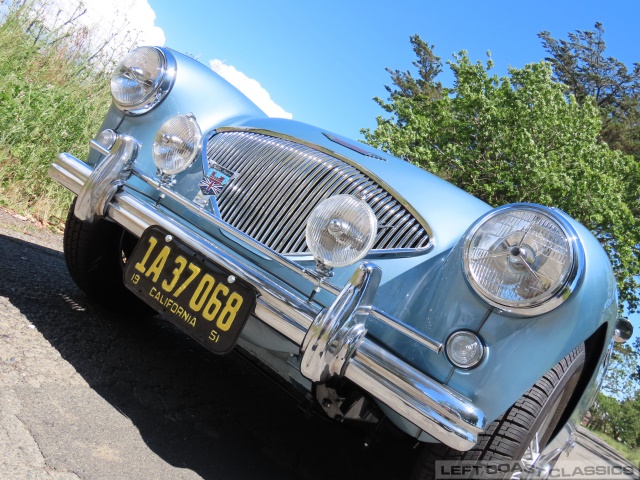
[152,114,202,175]
[306,195,377,268]
[110,46,176,115]
[463,204,582,316]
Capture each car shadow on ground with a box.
[0,232,416,480]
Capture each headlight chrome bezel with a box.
[463,204,584,317]
[111,46,177,116]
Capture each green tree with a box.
[601,343,639,399]
[590,392,640,446]
[538,23,640,159]
[362,35,640,312]
[619,395,640,447]
[590,392,624,436]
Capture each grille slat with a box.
[404,225,424,249]
[250,154,337,243]
[236,151,304,235]
[220,141,297,225]
[206,131,430,255]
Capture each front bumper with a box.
[50,149,486,451]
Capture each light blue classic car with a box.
[49,46,632,479]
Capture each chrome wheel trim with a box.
[511,395,563,480]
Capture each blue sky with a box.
[145,0,639,141]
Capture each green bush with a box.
[0,1,115,226]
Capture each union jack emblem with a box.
[195,163,236,217]
[199,173,226,196]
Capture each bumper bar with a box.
[50,151,486,451]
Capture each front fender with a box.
[445,213,618,424]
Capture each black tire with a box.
[412,343,585,480]
[63,198,153,315]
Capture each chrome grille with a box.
[207,130,431,255]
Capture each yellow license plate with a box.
[124,226,254,354]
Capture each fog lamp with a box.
[463,204,583,316]
[305,195,377,270]
[152,114,202,175]
[445,331,484,369]
[110,46,176,115]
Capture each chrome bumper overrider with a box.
[50,151,486,451]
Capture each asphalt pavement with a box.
[554,427,639,479]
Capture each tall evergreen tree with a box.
[538,23,640,159]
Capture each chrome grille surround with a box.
[206,127,433,256]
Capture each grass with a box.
[0,1,117,228]
[586,427,640,466]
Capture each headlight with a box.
[152,114,202,175]
[110,46,176,115]
[306,195,377,270]
[463,204,583,316]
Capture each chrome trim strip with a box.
[322,132,388,162]
[213,127,435,253]
[370,307,443,353]
[50,153,484,451]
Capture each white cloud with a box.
[71,0,165,46]
[210,59,293,119]
[37,0,165,67]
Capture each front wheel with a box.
[412,343,585,480]
[63,199,152,315]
